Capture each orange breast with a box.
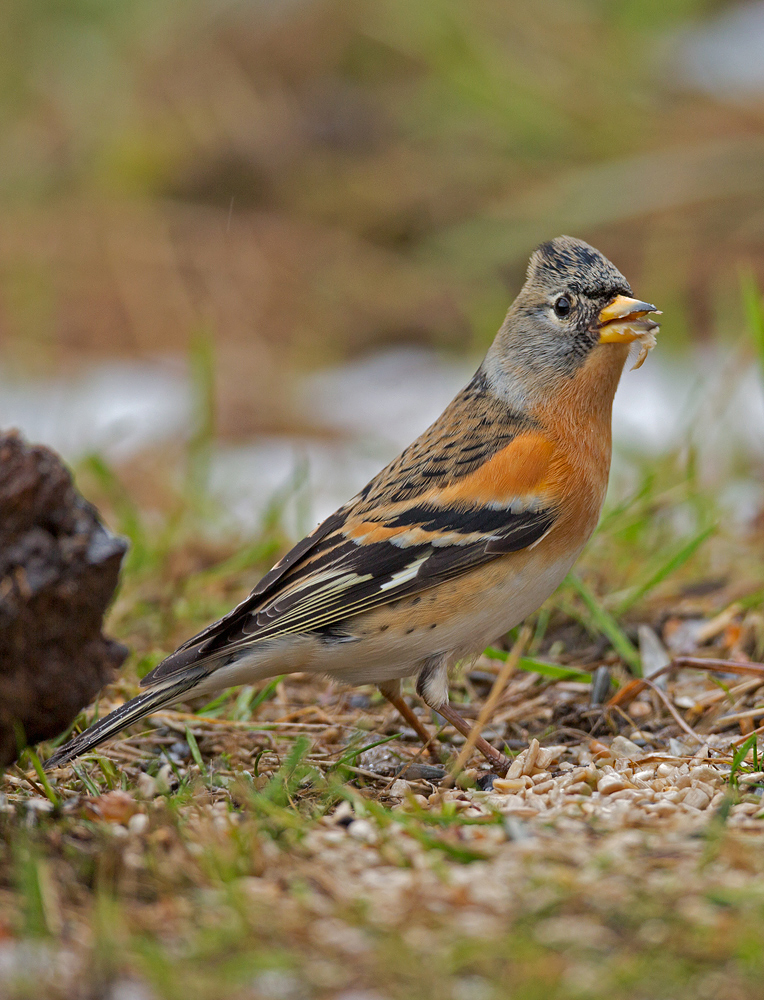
[427,432,556,508]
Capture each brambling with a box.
[46,236,659,775]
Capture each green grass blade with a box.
[25,749,60,808]
[197,677,281,720]
[518,656,592,682]
[484,647,592,682]
[262,736,312,805]
[195,690,232,717]
[731,733,757,782]
[741,268,764,385]
[96,756,118,789]
[615,523,715,615]
[72,763,101,797]
[334,733,402,769]
[185,727,206,776]
[245,676,282,715]
[566,573,642,675]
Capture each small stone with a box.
[590,665,611,705]
[609,788,640,801]
[683,787,711,810]
[389,779,409,799]
[690,765,722,783]
[456,768,478,789]
[127,813,149,835]
[393,763,447,782]
[476,773,497,791]
[536,745,567,769]
[739,771,764,785]
[503,815,533,841]
[347,819,377,843]
[634,768,656,782]
[564,781,592,797]
[610,736,645,760]
[638,624,671,682]
[597,774,627,795]
[629,701,652,719]
[492,776,531,793]
[155,764,174,794]
[531,779,555,795]
[136,773,157,800]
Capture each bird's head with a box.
[485,236,659,407]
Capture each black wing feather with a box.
[142,502,556,685]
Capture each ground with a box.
[2,440,764,1000]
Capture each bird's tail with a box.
[44,667,208,770]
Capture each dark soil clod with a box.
[0,430,128,765]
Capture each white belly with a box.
[309,548,582,686]
[440,550,580,660]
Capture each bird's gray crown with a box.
[528,235,632,301]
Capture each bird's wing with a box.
[143,372,561,685]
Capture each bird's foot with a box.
[431,701,511,776]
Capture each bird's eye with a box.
[554,295,572,318]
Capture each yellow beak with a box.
[597,294,660,344]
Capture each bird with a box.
[45,236,659,775]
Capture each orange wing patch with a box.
[345,521,410,543]
[432,432,556,508]
[341,432,559,546]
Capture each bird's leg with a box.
[429,701,510,775]
[378,680,440,759]
[416,655,511,775]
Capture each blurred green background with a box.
[1,0,763,439]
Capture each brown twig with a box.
[448,626,531,779]
[674,656,764,674]
[708,706,764,732]
[641,678,708,747]
[12,764,47,799]
[610,703,640,731]
[730,724,764,748]
[607,657,764,709]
